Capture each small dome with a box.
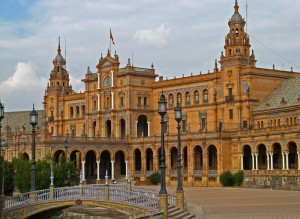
[231,12,243,22]
[55,54,64,61]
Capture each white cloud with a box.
[134,24,171,47]
[0,62,47,111]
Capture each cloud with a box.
[0,62,47,111]
[134,24,171,47]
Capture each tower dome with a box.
[228,0,245,27]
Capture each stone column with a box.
[285,152,289,170]
[147,121,151,137]
[159,194,168,219]
[267,153,270,170]
[136,121,138,137]
[282,152,285,170]
[97,94,100,111]
[81,161,86,183]
[76,152,81,171]
[251,154,255,170]
[97,73,100,89]
[96,160,100,183]
[111,160,115,180]
[240,154,244,170]
[270,153,274,170]
[298,152,300,170]
[111,92,115,109]
[125,160,129,179]
[111,70,114,87]
[255,154,259,170]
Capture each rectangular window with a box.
[144,97,147,106]
[243,120,248,129]
[138,97,142,106]
[182,120,187,132]
[201,118,206,131]
[229,109,233,119]
[120,97,124,106]
[93,100,96,109]
[229,88,233,97]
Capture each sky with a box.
[0,0,299,111]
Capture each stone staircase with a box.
[168,206,196,219]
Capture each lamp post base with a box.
[158,193,168,219]
[176,190,185,210]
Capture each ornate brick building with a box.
[2,1,300,187]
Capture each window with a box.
[70,107,74,119]
[120,97,124,106]
[103,76,111,87]
[185,92,190,105]
[203,90,208,103]
[229,49,232,56]
[194,91,199,104]
[82,105,85,116]
[177,93,182,105]
[138,97,142,106]
[93,100,96,109]
[229,88,233,97]
[201,118,206,131]
[169,94,174,107]
[120,80,123,86]
[182,120,187,132]
[243,120,248,129]
[76,106,80,118]
[106,97,110,109]
[235,29,239,37]
[229,109,233,119]
[144,97,147,106]
[93,84,96,90]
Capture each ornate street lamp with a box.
[64,137,69,159]
[0,100,4,196]
[174,102,185,210]
[30,104,38,191]
[158,92,168,218]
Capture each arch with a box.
[70,149,82,172]
[82,105,86,116]
[137,115,148,137]
[170,147,177,171]
[176,92,182,105]
[208,145,217,170]
[106,120,111,138]
[288,141,297,169]
[146,148,154,173]
[22,152,29,160]
[85,150,97,181]
[115,150,126,177]
[194,90,199,104]
[194,145,203,170]
[185,91,190,105]
[134,149,141,172]
[53,150,65,163]
[257,144,267,170]
[76,106,80,118]
[202,89,209,103]
[120,118,126,138]
[242,145,252,170]
[168,93,174,107]
[183,146,188,173]
[100,150,111,179]
[273,143,282,169]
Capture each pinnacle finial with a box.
[58,36,61,55]
[234,0,239,13]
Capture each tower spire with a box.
[58,36,61,55]
[234,0,239,13]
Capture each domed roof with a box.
[55,54,64,62]
[231,12,243,22]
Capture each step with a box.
[168,206,196,219]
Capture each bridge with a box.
[0,183,188,219]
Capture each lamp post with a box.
[64,137,69,160]
[174,102,184,210]
[157,92,168,218]
[0,100,4,196]
[30,104,38,191]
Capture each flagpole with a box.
[110,28,111,53]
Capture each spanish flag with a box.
[110,28,115,45]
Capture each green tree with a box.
[36,158,51,190]
[3,160,14,195]
[12,157,31,193]
[53,155,78,187]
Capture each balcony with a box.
[225,95,234,102]
[48,116,54,122]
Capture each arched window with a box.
[203,89,208,103]
[177,93,182,105]
[70,107,74,119]
[76,106,80,118]
[185,92,190,105]
[82,105,85,116]
[235,29,239,37]
[169,94,174,107]
[194,90,199,104]
[103,76,111,87]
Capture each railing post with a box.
[158,194,168,219]
[127,171,132,191]
[79,182,83,197]
[49,162,55,200]
[176,190,184,210]
[104,170,109,201]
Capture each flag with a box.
[110,29,115,45]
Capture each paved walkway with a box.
[147,185,300,218]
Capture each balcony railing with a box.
[225,95,234,102]
[51,136,128,143]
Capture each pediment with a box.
[96,56,119,71]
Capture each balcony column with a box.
[267,153,270,170]
[111,92,115,109]
[251,154,255,170]
[270,153,274,170]
[298,152,300,170]
[285,152,289,170]
[111,70,114,87]
[255,154,258,170]
[97,94,100,111]
[240,154,244,170]
[147,122,150,137]
[282,152,285,170]
[81,161,86,182]
[97,73,101,89]
[125,160,129,179]
[111,160,115,180]
[96,160,100,183]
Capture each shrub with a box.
[220,171,234,186]
[233,171,243,186]
[148,172,161,185]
